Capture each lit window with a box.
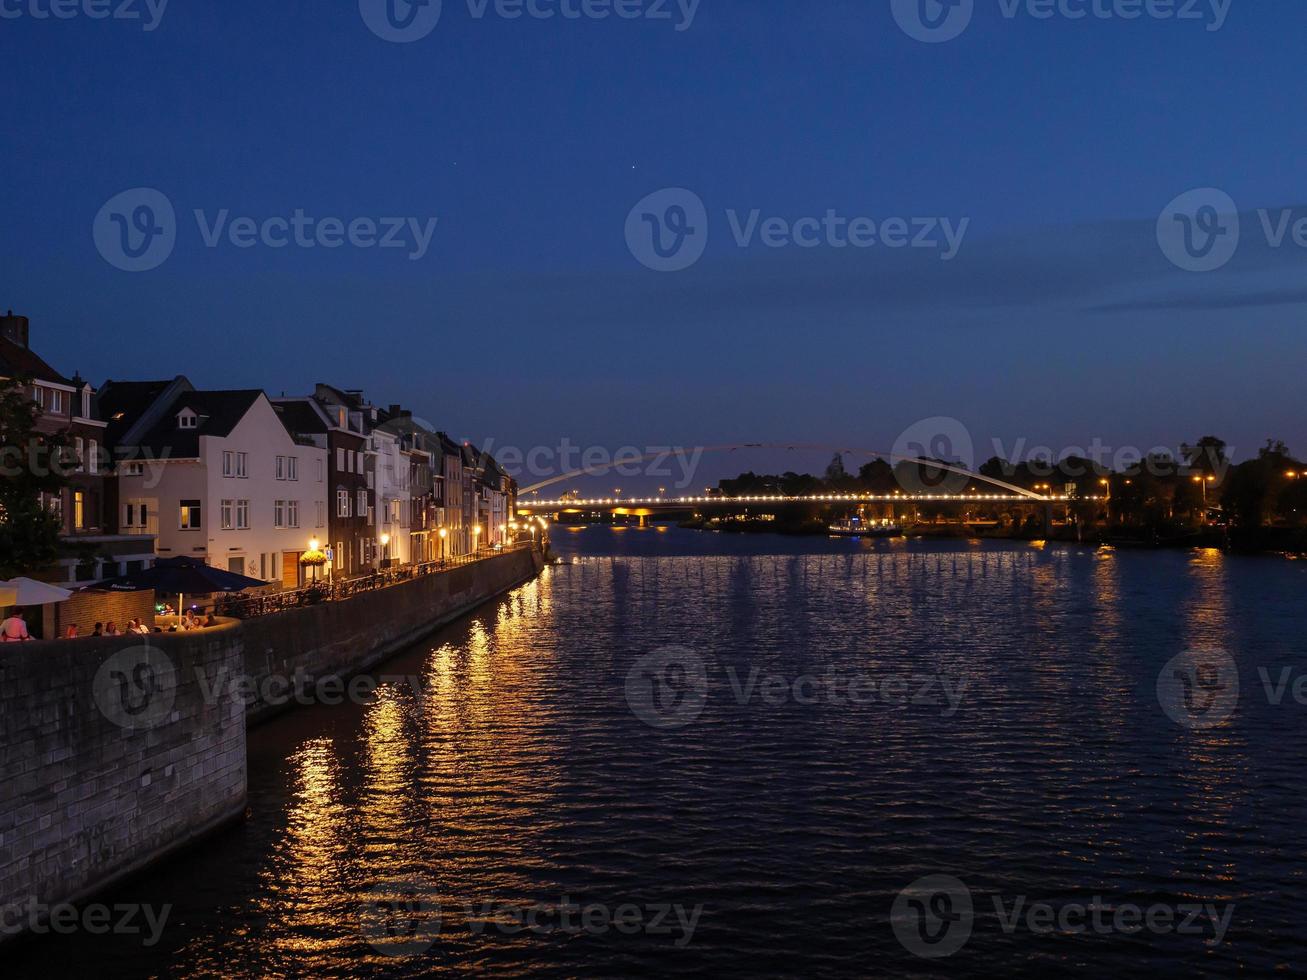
[73,491,85,530]
[180,500,202,529]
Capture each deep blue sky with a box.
[5,0,1305,490]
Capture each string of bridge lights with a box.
[518,492,1102,509]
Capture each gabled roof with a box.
[272,397,330,436]
[0,336,72,386]
[437,432,463,456]
[98,378,181,447]
[115,388,266,457]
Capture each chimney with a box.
[0,310,29,349]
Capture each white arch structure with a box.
[514,443,1053,501]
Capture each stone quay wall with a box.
[0,625,248,939]
[0,546,544,940]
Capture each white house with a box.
[100,378,328,586]
[371,426,411,568]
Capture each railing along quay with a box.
[216,542,535,619]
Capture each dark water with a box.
[13,526,1307,977]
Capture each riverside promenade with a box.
[0,544,545,943]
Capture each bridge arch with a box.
[515,443,1050,501]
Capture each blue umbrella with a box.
[96,557,266,616]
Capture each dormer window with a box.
[177,409,198,429]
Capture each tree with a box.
[0,378,71,578]
[857,458,896,492]
[1181,436,1228,476]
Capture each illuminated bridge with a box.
[511,443,1101,520]
[517,491,1091,514]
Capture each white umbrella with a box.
[0,578,74,605]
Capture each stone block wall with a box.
[0,626,247,933]
[0,546,543,940]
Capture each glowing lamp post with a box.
[1192,474,1216,523]
[300,538,327,585]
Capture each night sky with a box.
[6,0,1304,491]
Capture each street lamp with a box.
[1192,474,1216,523]
[438,526,447,560]
[380,532,390,567]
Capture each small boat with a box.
[829,518,903,538]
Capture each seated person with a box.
[1,610,33,642]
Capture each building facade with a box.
[101,379,327,584]
[1,311,155,584]
[274,385,379,578]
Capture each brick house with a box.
[0,311,155,584]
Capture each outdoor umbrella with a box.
[0,578,73,605]
[96,557,266,619]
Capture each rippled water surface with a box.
[17,527,1307,977]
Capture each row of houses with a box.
[1,311,516,588]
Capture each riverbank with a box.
[675,516,1307,555]
[0,545,544,944]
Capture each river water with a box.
[14,527,1307,977]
